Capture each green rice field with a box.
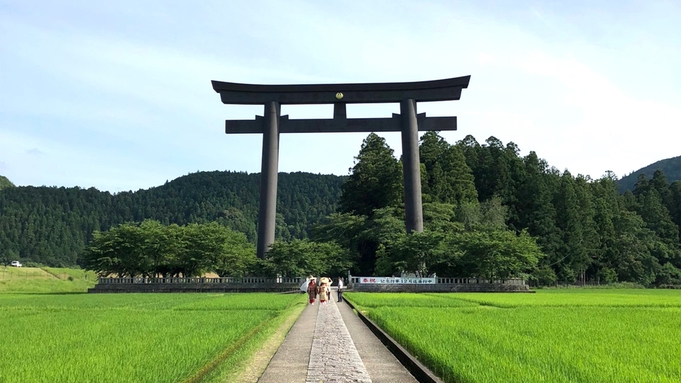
[345,290,681,383]
[0,292,306,383]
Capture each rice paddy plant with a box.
[344,292,478,308]
[197,301,307,383]
[0,292,199,310]
[172,292,304,311]
[347,290,681,383]
[440,289,681,308]
[0,293,306,383]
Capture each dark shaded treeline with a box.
[0,171,344,266]
[618,155,681,193]
[447,135,681,285]
[320,132,681,286]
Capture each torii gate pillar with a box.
[258,101,280,257]
[400,98,423,233]
[212,76,470,258]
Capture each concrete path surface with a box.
[258,290,417,383]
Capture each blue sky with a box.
[1,0,680,192]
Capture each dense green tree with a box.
[0,175,15,191]
[313,207,404,276]
[588,176,620,282]
[446,229,543,281]
[553,171,590,283]
[82,220,255,277]
[611,211,661,286]
[422,202,463,233]
[177,222,250,277]
[375,230,447,277]
[650,170,672,204]
[212,230,257,278]
[656,262,681,285]
[631,172,681,269]
[339,133,402,217]
[454,198,507,232]
[636,191,679,250]
[419,132,477,204]
[573,175,599,282]
[216,207,257,242]
[516,152,562,263]
[262,239,351,278]
[668,181,681,243]
[461,136,517,203]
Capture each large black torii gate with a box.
[212,76,470,258]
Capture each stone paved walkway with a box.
[258,290,417,383]
[307,299,372,382]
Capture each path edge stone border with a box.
[344,299,445,383]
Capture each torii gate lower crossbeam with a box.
[212,76,470,258]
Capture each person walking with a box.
[337,277,344,302]
[307,278,317,305]
[319,277,332,301]
[318,282,329,304]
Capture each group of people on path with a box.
[305,276,344,305]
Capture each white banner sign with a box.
[356,277,436,284]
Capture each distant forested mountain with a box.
[0,171,344,266]
[0,175,14,191]
[619,155,681,193]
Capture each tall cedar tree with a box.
[588,175,620,280]
[339,133,402,217]
[668,181,681,244]
[553,171,588,283]
[516,152,561,262]
[419,131,477,204]
[632,173,680,251]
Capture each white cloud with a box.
[0,0,680,191]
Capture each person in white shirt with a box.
[337,277,344,302]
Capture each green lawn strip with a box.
[0,293,306,383]
[347,291,681,383]
[0,277,94,293]
[0,267,49,279]
[41,267,98,281]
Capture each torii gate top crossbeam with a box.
[211,76,470,105]
[211,76,470,134]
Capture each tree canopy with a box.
[81,220,256,277]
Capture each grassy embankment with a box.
[0,266,97,293]
[345,290,681,383]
